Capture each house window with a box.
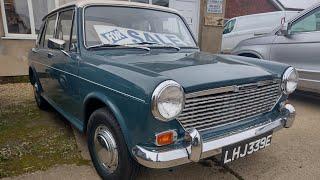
[129,0,169,7]
[152,0,169,7]
[0,0,58,39]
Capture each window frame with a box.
[0,0,59,39]
[43,12,59,48]
[56,8,76,51]
[36,20,46,48]
[69,9,77,52]
[82,5,197,49]
[290,6,320,34]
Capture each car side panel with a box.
[77,58,185,150]
[270,31,320,93]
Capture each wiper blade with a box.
[131,42,181,51]
[88,44,150,51]
[153,45,181,51]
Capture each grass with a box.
[0,84,89,178]
[0,76,30,84]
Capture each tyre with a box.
[87,108,140,180]
[33,82,48,110]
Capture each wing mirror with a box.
[280,22,292,36]
[48,38,66,50]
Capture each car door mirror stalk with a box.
[280,22,291,37]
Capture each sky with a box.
[278,0,320,9]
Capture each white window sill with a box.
[1,35,37,40]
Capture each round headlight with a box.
[151,80,185,121]
[282,67,299,94]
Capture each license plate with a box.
[221,131,273,164]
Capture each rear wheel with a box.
[33,82,48,110]
[87,108,139,180]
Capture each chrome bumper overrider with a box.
[132,104,296,169]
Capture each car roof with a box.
[49,0,179,15]
[234,11,299,20]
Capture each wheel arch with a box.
[83,92,131,147]
[29,66,36,85]
[235,50,264,59]
[28,66,44,92]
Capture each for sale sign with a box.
[94,25,189,46]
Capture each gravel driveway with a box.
[1,83,320,180]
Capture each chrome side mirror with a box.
[280,23,291,36]
[48,38,66,50]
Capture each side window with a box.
[223,19,236,34]
[291,8,320,33]
[44,14,58,48]
[56,10,74,50]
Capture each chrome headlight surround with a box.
[151,80,185,122]
[282,67,299,95]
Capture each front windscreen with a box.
[84,6,196,48]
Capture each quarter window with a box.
[44,14,57,48]
[291,8,320,33]
[56,10,74,50]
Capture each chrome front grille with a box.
[177,79,282,132]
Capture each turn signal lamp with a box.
[155,130,177,146]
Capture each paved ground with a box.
[2,91,320,180]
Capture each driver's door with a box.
[49,8,81,119]
[270,7,320,93]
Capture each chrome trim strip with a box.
[31,60,145,103]
[132,104,295,169]
[185,84,279,104]
[186,79,280,98]
[186,86,235,98]
[296,68,320,74]
[299,78,320,83]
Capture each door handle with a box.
[48,53,54,58]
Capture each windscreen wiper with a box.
[131,42,181,51]
[88,44,150,51]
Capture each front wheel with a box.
[87,108,140,180]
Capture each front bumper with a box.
[132,104,296,169]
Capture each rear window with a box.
[223,19,236,34]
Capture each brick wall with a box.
[225,0,278,19]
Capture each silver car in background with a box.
[232,3,320,94]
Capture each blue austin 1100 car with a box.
[28,1,298,179]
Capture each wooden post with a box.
[199,0,226,53]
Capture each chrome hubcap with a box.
[94,125,118,173]
[33,83,41,103]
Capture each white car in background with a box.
[221,11,299,53]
